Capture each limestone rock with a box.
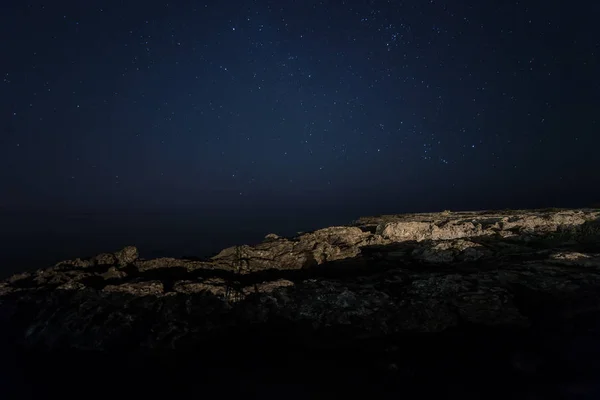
[0,281,11,296]
[411,239,491,263]
[211,226,385,272]
[1,207,600,398]
[548,252,600,267]
[103,280,164,296]
[94,253,116,266]
[54,257,94,269]
[101,266,128,280]
[371,209,600,242]
[264,233,281,241]
[114,245,139,266]
[173,278,229,296]
[56,281,86,291]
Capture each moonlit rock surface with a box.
[1,208,600,399]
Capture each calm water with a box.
[0,209,360,278]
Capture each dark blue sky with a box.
[1,1,599,273]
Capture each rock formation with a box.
[1,208,600,399]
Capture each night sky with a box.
[1,1,599,274]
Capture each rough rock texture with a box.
[211,225,386,271]
[1,208,600,399]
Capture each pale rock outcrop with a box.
[95,253,117,266]
[211,226,386,271]
[548,252,600,268]
[1,208,600,399]
[372,209,600,242]
[103,280,164,296]
[114,245,139,266]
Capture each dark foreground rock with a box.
[1,208,600,399]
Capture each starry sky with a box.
[1,1,599,273]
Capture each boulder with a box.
[114,245,139,266]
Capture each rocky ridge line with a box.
[1,208,600,398]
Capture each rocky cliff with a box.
[1,208,600,399]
